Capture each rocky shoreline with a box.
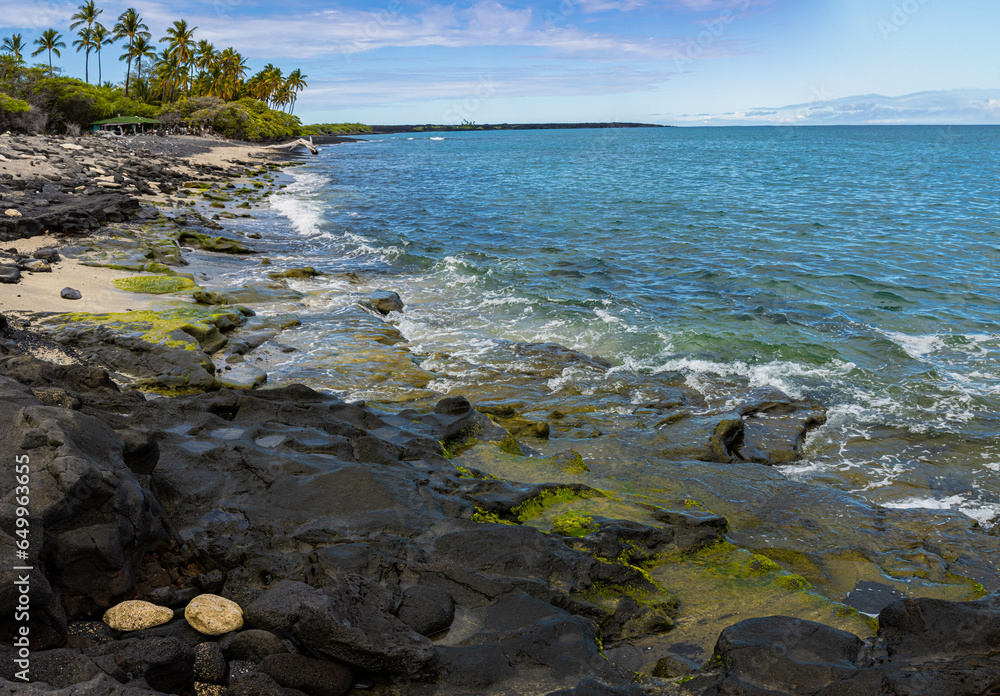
[2,134,999,696]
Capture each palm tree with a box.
[194,39,215,72]
[285,69,307,114]
[2,34,26,62]
[155,49,184,102]
[217,47,247,100]
[70,1,103,83]
[32,29,66,76]
[160,20,197,94]
[132,77,151,102]
[92,24,113,85]
[130,34,155,82]
[113,8,149,96]
[72,27,96,82]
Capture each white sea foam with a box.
[881,495,1000,527]
[880,330,946,360]
[648,356,855,400]
[269,171,330,237]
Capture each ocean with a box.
[218,125,1000,528]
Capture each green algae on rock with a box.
[177,231,254,254]
[36,306,250,392]
[112,275,198,295]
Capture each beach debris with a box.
[262,136,318,155]
[185,593,245,635]
[103,600,174,631]
[61,287,82,299]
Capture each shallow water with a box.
[216,125,1000,528]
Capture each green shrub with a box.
[30,77,155,132]
[301,122,371,135]
[169,96,302,141]
[0,92,30,114]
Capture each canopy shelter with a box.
[89,116,162,134]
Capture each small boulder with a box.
[194,641,228,684]
[4,208,21,217]
[103,600,174,632]
[117,427,160,475]
[359,290,404,315]
[229,629,289,663]
[267,266,321,280]
[186,594,245,635]
[396,586,455,637]
[227,672,286,696]
[0,266,21,284]
[24,259,51,273]
[33,248,61,263]
[104,636,196,693]
[61,287,82,300]
[260,653,353,696]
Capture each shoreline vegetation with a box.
[2,3,307,142]
[2,130,999,695]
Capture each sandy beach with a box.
[0,135,290,315]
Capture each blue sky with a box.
[2,0,998,125]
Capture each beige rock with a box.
[60,143,84,151]
[185,594,244,635]
[4,209,21,217]
[103,600,174,631]
[24,260,51,272]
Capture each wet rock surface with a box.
[1,342,997,696]
[1,132,998,696]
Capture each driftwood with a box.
[262,137,318,155]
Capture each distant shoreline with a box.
[364,122,669,135]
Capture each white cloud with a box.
[670,89,1000,125]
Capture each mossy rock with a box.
[551,511,594,537]
[202,192,233,202]
[545,450,589,474]
[177,231,253,254]
[267,267,322,280]
[182,181,212,189]
[144,263,177,275]
[112,275,198,295]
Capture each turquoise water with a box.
[244,126,1000,525]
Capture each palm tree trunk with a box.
[85,49,90,83]
[97,48,101,85]
[125,37,133,96]
[48,50,53,77]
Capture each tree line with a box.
[0,1,307,113]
